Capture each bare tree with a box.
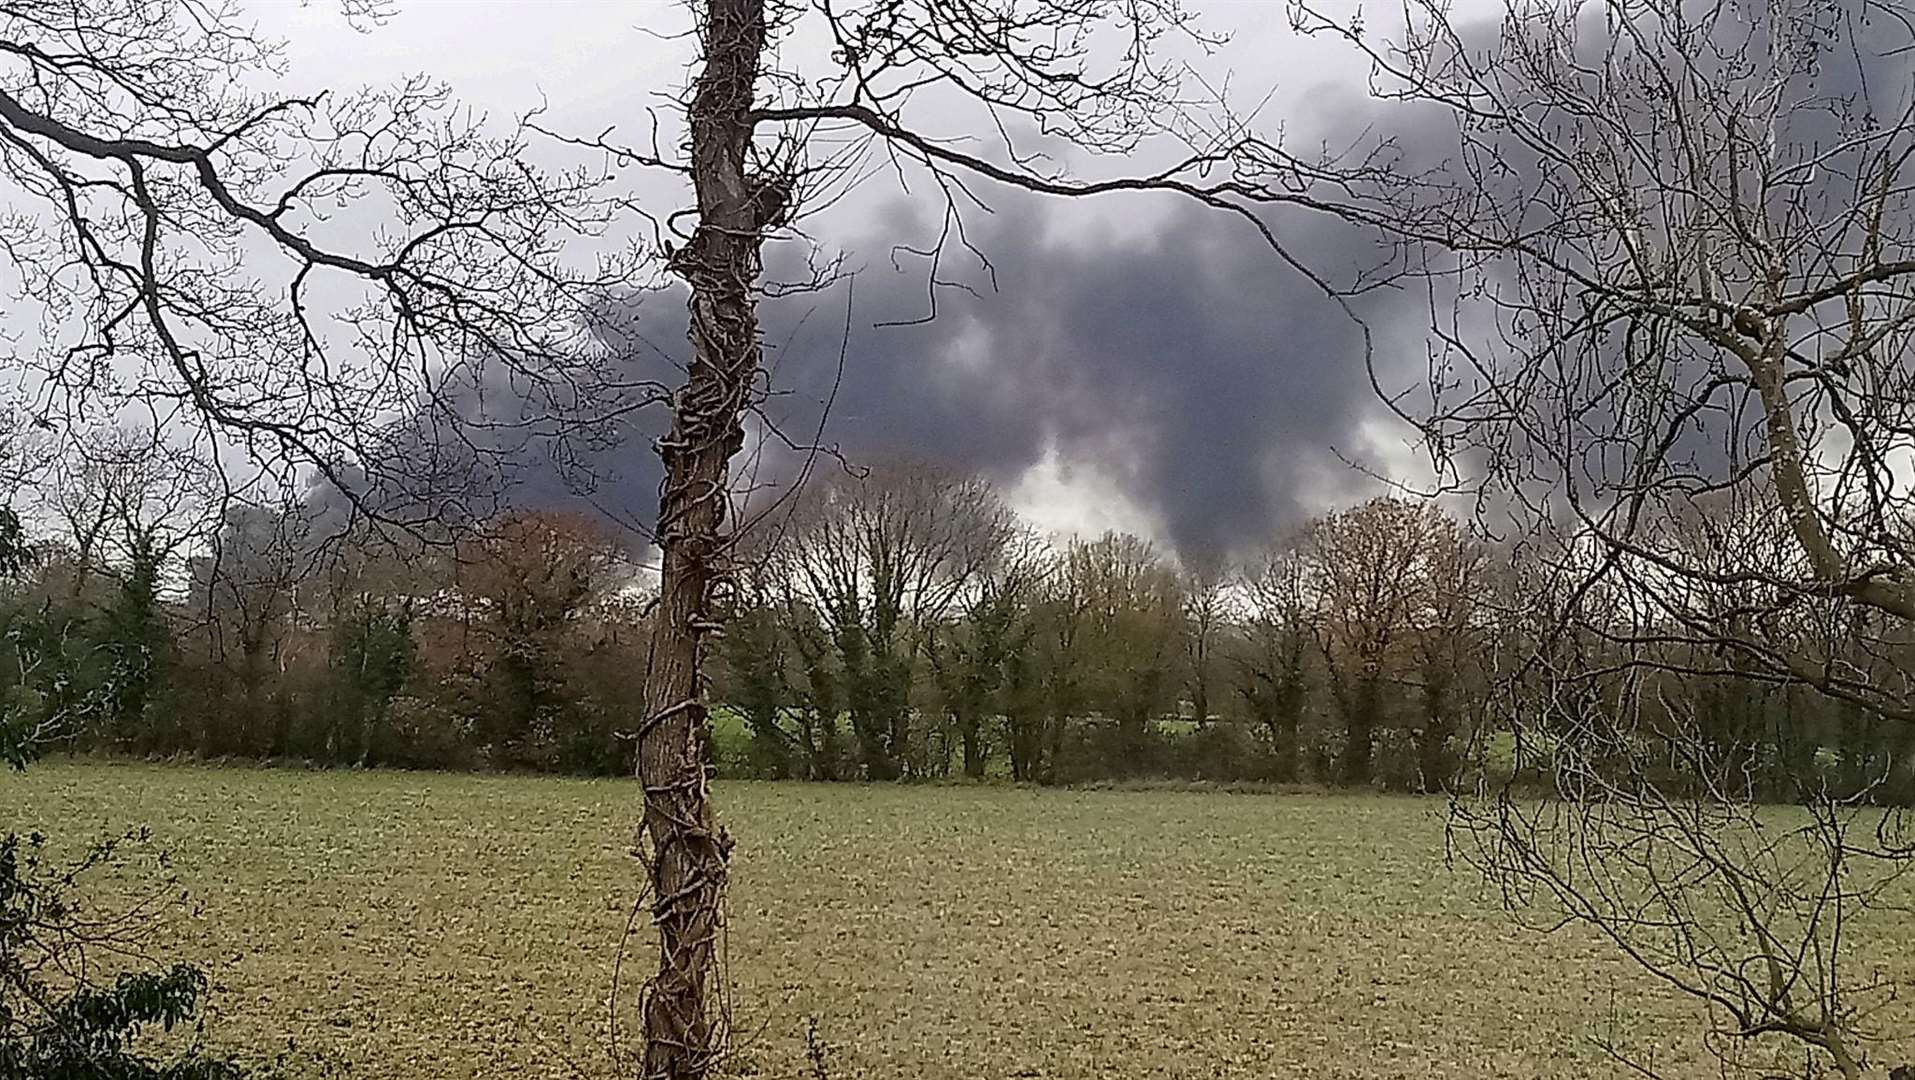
[1449,640,1915,1080]
[1236,539,1313,782]
[37,429,208,597]
[185,501,315,755]
[1287,0,1915,1071]
[769,461,1012,779]
[1303,496,1441,786]
[1070,531,1182,774]
[0,2,643,524]
[1290,0,1915,721]
[617,1,1408,1066]
[1179,553,1232,727]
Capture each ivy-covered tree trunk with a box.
[102,534,168,750]
[1339,669,1381,787]
[955,706,985,779]
[636,1,769,1075]
[1002,650,1043,781]
[1416,664,1455,794]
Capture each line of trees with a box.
[718,461,1915,800]
[0,439,651,775]
[10,446,1913,802]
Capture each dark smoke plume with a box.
[589,190,1430,560]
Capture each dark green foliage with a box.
[782,605,848,780]
[999,643,1046,782]
[925,568,1034,780]
[0,508,181,766]
[0,831,241,1080]
[0,507,57,771]
[99,532,171,750]
[721,602,794,778]
[0,507,247,1078]
[1172,721,1266,782]
[329,601,417,766]
[835,588,917,781]
[1236,631,1306,783]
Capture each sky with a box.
[249,0,1433,563]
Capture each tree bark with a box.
[1271,711,1299,782]
[637,2,767,1077]
[1042,706,1068,784]
[958,709,984,778]
[1341,671,1379,786]
[1006,709,1038,780]
[1746,340,1915,620]
[1417,672,1453,794]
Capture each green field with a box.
[9,761,1911,1078]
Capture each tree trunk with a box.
[1275,712,1299,782]
[1042,706,1068,784]
[746,707,790,779]
[1885,724,1915,808]
[637,2,767,1077]
[854,709,900,780]
[1006,707,1040,781]
[1417,670,1453,793]
[1839,701,1873,797]
[1342,673,1378,786]
[1261,706,1300,783]
[958,709,984,778]
[1118,711,1149,777]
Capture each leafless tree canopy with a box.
[0,0,651,527]
[1290,0,1915,705]
[1280,3,1915,1075]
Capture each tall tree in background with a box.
[461,510,624,768]
[329,597,417,766]
[0,504,47,769]
[1236,540,1312,781]
[1025,543,1096,782]
[188,504,310,755]
[925,527,1045,779]
[1179,556,1231,727]
[773,462,1012,778]
[1405,511,1479,792]
[1304,497,1438,785]
[718,555,798,778]
[1072,532,1182,773]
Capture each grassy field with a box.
[9,761,1912,1079]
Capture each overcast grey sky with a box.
[251,0,1433,561]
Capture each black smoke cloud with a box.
[307,2,1915,562]
[344,45,1471,560]
[588,188,1429,561]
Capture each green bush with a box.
[1,829,243,1079]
